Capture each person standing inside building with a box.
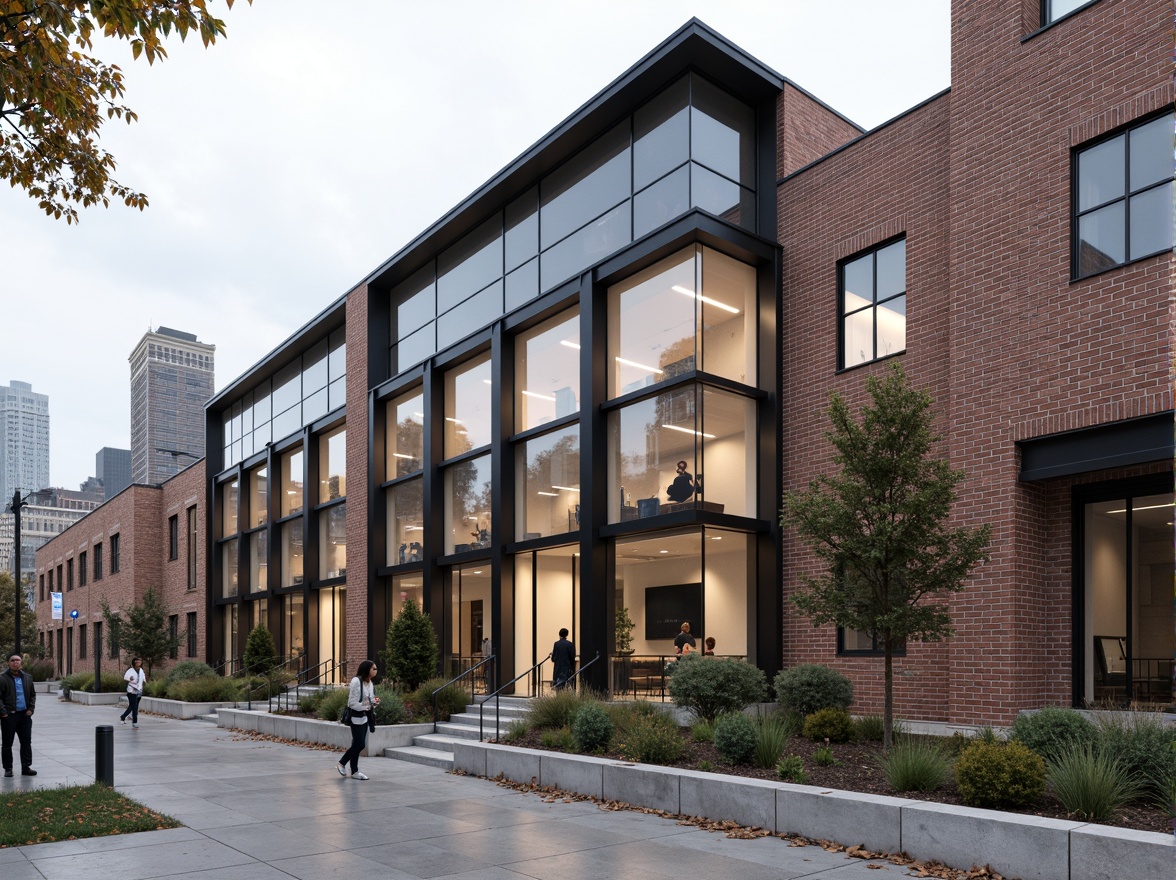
[120,657,146,729]
[674,622,696,655]
[337,660,379,780]
[0,654,36,776]
[703,636,716,656]
[551,628,576,689]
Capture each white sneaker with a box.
[352,772,369,780]
[132,724,139,729]
[337,765,347,777]
[120,719,127,725]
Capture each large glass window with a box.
[281,519,304,587]
[1074,113,1174,279]
[221,478,239,537]
[614,528,749,659]
[247,530,267,593]
[445,454,491,554]
[1082,488,1174,705]
[319,504,347,580]
[514,546,580,677]
[608,385,754,522]
[387,479,424,564]
[609,245,755,397]
[840,238,906,369]
[444,355,492,456]
[1045,0,1095,24]
[221,539,238,599]
[385,390,424,479]
[448,564,491,673]
[517,425,580,539]
[280,448,304,516]
[318,426,346,503]
[515,310,580,431]
[248,467,268,528]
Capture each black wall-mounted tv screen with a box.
[644,583,703,641]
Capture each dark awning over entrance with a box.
[1018,411,1174,481]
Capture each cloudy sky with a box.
[1,1,949,491]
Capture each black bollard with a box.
[95,725,114,786]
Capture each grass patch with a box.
[0,784,179,847]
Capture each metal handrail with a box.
[479,653,550,742]
[431,655,495,733]
[565,651,601,688]
[246,652,306,710]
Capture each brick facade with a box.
[34,461,206,678]
[778,0,1173,725]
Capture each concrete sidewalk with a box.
[0,696,903,880]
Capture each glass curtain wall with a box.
[384,389,425,565]
[317,585,346,683]
[448,564,491,677]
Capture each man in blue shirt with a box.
[0,653,37,776]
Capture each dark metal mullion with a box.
[422,361,446,672]
[579,269,609,690]
[490,322,511,685]
[1124,500,1134,701]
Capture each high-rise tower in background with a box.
[96,446,132,497]
[129,327,215,484]
[0,380,50,505]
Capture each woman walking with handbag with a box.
[120,658,146,729]
[337,660,379,780]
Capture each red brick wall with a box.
[34,461,208,678]
[158,462,207,671]
[776,82,862,179]
[776,0,1173,726]
[344,283,370,673]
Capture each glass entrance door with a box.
[1082,488,1174,705]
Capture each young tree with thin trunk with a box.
[101,587,182,676]
[781,363,990,749]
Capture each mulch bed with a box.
[510,727,1174,835]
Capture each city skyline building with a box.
[0,380,50,505]
[129,327,215,485]
[96,446,132,498]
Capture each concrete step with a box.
[411,732,478,751]
[435,721,503,741]
[385,745,453,770]
[448,712,521,730]
[194,713,219,724]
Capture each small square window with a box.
[838,628,907,657]
[1073,113,1174,279]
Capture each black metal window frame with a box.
[110,534,120,574]
[79,624,87,659]
[836,627,907,657]
[837,235,907,371]
[1040,0,1099,28]
[1071,110,1174,280]
[79,551,87,587]
[93,542,103,581]
[186,612,198,657]
[168,514,179,560]
[186,507,198,590]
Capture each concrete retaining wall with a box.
[451,741,1173,880]
[140,697,236,719]
[67,691,124,706]
[217,708,432,755]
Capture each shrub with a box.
[878,737,949,792]
[1093,711,1176,801]
[714,712,757,765]
[621,712,683,765]
[383,598,438,691]
[955,741,1046,809]
[316,686,350,722]
[166,661,216,684]
[803,708,854,743]
[298,688,330,715]
[541,727,575,750]
[776,754,808,783]
[813,745,838,767]
[371,685,407,725]
[1048,744,1141,822]
[143,679,167,698]
[26,659,54,681]
[1010,706,1096,763]
[407,678,470,722]
[65,671,125,693]
[667,655,767,723]
[753,714,794,769]
[170,675,240,702]
[774,664,853,717]
[853,715,885,742]
[62,672,91,694]
[243,626,279,675]
[502,719,529,743]
[690,719,715,743]
[526,688,594,730]
[571,703,614,753]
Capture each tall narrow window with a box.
[79,624,87,659]
[168,515,179,560]
[1073,113,1174,278]
[840,237,906,369]
[168,615,179,659]
[187,507,198,590]
[186,612,198,657]
[93,543,103,581]
[110,534,120,573]
[67,558,73,591]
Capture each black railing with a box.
[565,651,601,689]
[479,653,550,742]
[431,655,495,733]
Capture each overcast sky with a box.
[1,1,950,491]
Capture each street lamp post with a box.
[9,488,49,656]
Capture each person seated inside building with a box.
[666,460,695,503]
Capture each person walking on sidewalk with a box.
[337,660,379,780]
[120,657,146,729]
[0,653,37,777]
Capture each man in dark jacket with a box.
[0,653,37,776]
[551,629,576,689]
